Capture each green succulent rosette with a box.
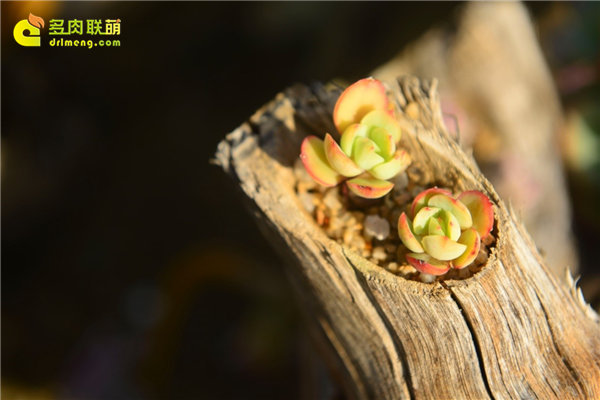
[398,188,494,275]
[300,78,411,198]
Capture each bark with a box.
[214,77,600,399]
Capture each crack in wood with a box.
[343,250,416,400]
[442,282,496,400]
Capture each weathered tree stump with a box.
[214,77,600,399]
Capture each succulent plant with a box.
[398,188,494,275]
[300,78,411,199]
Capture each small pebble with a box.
[386,262,399,273]
[327,225,344,240]
[323,189,342,212]
[372,246,387,261]
[343,229,354,245]
[419,273,436,283]
[475,247,489,265]
[298,192,316,214]
[364,215,390,241]
[350,235,366,252]
[397,265,417,275]
[352,223,363,232]
[391,172,409,192]
[316,207,327,226]
[385,243,397,253]
[338,211,352,224]
[328,213,341,228]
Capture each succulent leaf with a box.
[324,133,363,177]
[367,126,395,158]
[411,187,453,218]
[413,206,441,235]
[440,210,461,241]
[406,253,451,276]
[421,235,467,261]
[398,213,424,253]
[368,150,409,180]
[458,191,494,238]
[353,137,385,170]
[300,136,343,187]
[428,217,445,236]
[347,176,394,199]
[340,123,369,157]
[361,109,402,142]
[333,78,391,134]
[427,194,472,229]
[453,228,481,269]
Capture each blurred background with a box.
[2,2,599,399]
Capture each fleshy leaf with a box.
[428,217,445,236]
[300,136,343,187]
[368,150,409,180]
[440,210,461,241]
[427,194,472,229]
[368,126,395,158]
[353,137,384,170]
[406,253,451,276]
[398,213,424,253]
[346,176,394,199]
[421,235,467,261]
[410,187,453,218]
[361,109,401,142]
[412,206,441,235]
[453,228,481,269]
[340,123,369,157]
[333,78,390,134]
[458,190,494,238]
[324,133,363,177]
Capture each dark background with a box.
[2,2,599,399]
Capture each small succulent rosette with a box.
[398,188,494,276]
[300,78,411,199]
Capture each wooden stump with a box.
[214,77,600,399]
